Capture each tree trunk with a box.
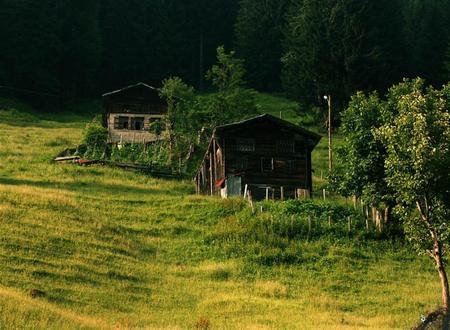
[384,206,391,225]
[417,199,450,313]
[168,133,175,164]
[433,238,450,311]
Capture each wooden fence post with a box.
[308,216,312,240]
[209,154,213,196]
[248,190,255,215]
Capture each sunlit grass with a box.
[0,98,443,329]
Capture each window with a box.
[274,159,297,173]
[277,140,295,154]
[261,158,274,172]
[118,116,129,130]
[131,117,145,130]
[274,159,286,172]
[236,138,255,152]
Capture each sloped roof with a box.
[214,113,322,147]
[102,82,157,97]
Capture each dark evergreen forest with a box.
[0,0,449,108]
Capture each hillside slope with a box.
[0,98,441,329]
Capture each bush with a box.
[110,141,169,165]
[83,116,108,149]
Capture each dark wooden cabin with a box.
[195,114,321,200]
[102,82,167,144]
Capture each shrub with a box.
[83,116,108,150]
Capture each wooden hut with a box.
[195,114,321,200]
[102,82,167,144]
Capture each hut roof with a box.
[102,82,157,98]
[214,114,322,147]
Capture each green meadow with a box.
[0,96,442,329]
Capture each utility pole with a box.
[324,95,332,171]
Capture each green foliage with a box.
[110,142,169,165]
[335,78,450,241]
[81,115,171,166]
[204,46,258,127]
[234,0,288,91]
[331,91,394,209]
[403,0,450,86]
[282,0,406,108]
[159,76,197,165]
[335,78,450,307]
[376,79,450,254]
[0,0,239,100]
[82,116,107,149]
[1,0,450,108]
[148,120,165,136]
[206,46,246,92]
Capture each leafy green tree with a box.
[336,78,450,311]
[205,46,258,128]
[159,77,196,165]
[377,79,450,311]
[331,91,395,227]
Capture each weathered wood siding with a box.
[220,121,313,197]
[107,113,165,144]
[195,114,321,200]
[103,83,168,144]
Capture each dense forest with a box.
[0,0,449,108]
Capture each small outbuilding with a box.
[195,114,321,200]
[102,82,167,144]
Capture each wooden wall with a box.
[106,113,165,144]
[196,119,317,199]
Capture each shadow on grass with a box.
[0,98,102,127]
[0,110,89,129]
[0,177,191,197]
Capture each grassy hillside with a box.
[0,97,442,329]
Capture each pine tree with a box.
[282,0,405,109]
[234,0,289,91]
